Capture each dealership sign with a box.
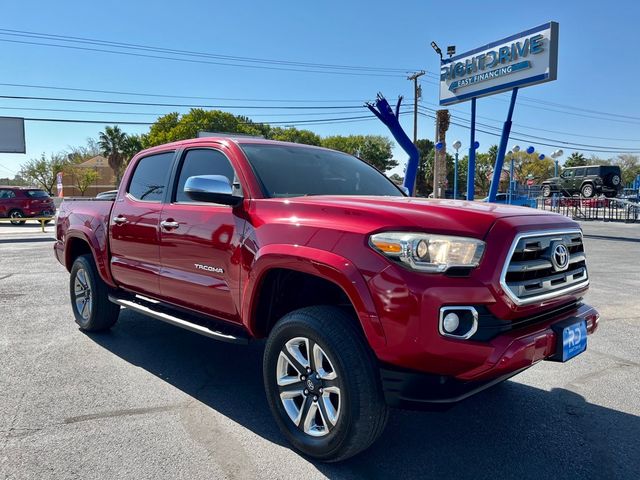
[439,22,558,106]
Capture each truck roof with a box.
[136,136,330,157]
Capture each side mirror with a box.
[184,175,242,206]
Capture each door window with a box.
[562,170,575,178]
[574,168,585,177]
[127,152,174,202]
[174,149,238,203]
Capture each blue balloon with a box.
[527,146,535,154]
[435,142,444,150]
[473,141,480,149]
[539,154,545,160]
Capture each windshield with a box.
[25,189,49,198]
[240,144,404,198]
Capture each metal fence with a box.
[535,196,640,223]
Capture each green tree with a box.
[457,146,498,197]
[143,109,264,147]
[266,127,321,145]
[612,154,640,185]
[388,173,403,185]
[123,134,144,165]
[321,135,396,171]
[19,153,69,194]
[65,165,99,196]
[564,152,587,168]
[98,125,128,183]
[414,139,434,196]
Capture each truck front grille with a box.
[501,230,589,305]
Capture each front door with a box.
[560,169,575,193]
[158,147,245,323]
[0,189,18,217]
[109,151,175,297]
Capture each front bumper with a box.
[380,303,599,409]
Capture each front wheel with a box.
[70,254,120,331]
[263,306,388,462]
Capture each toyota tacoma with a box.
[55,137,599,461]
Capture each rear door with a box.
[158,147,245,323]
[109,151,175,297]
[573,168,585,191]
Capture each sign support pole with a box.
[488,87,519,202]
[466,97,477,200]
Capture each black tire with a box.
[581,183,595,198]
[542,185,552,197]
[69,254,119,331]
[263,306,388,462]
[8,209,26,225]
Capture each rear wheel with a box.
[263,306,388,462]
[8,209,26,225]
[581,183,594,198]
[70,254,119,331]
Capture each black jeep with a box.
[541,165,622,198]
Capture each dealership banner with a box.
[439,22,558,105]
[56,172,63,197]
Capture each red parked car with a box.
[0,186,56,224]
[54,137,599,461]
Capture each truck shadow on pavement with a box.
[89,310,639,480]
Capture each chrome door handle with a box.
[160,220,179,229]
[112,216,127,225]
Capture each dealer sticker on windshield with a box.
[561,320,587,362]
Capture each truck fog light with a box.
[443,313,460,332]
[439,306,478,339]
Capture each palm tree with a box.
[564,152,587,168]
[98,125,127,184]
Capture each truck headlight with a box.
[369,232,485,273]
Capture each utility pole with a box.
[407,71,425,144]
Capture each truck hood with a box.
[256,195,562,238]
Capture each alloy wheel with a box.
[276,337,341,437]
[9,211,24,225]
[73,268,93,321]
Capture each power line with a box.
[0,94,371,110]
[0,105,374,118]
[0,33,409,78]
[13,110,413,128]
[0,82,369,103]
[0,28,414,73]
[421,72,640,124]
[418,104,640,143]
[418,111,640,154]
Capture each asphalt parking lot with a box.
[1,220,639,479]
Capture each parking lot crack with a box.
[63,403,189,425]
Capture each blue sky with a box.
[0,0,639,178]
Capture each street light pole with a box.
[509,145,520,205]
[453,140,462,200]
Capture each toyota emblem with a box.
[552,243,570,271]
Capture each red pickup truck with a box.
[55,137,599,461]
